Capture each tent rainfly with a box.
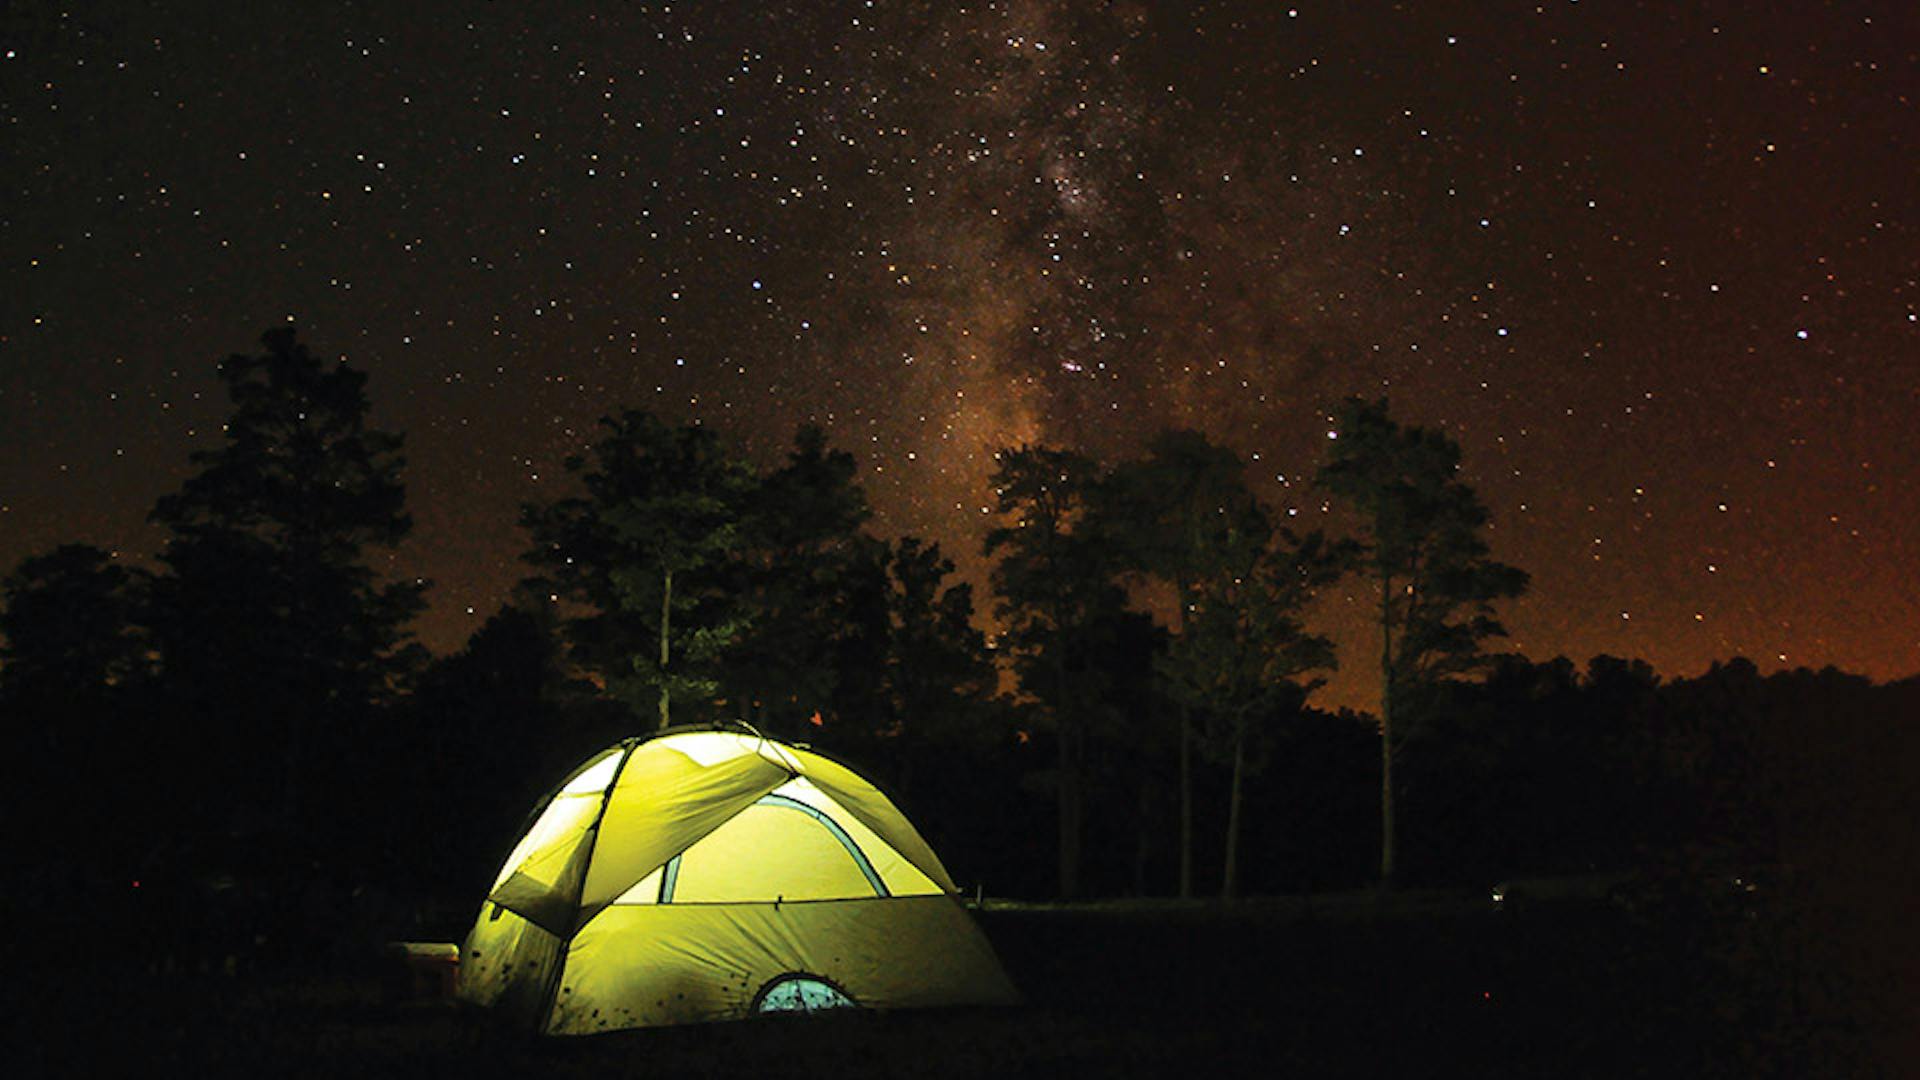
[457,728,1019,1033]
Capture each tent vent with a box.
[753,974,856,1014]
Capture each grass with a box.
[7,887,1891,1079]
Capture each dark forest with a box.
[5,330,1917,1074]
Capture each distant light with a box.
[1326,430,1338,440]
[1795,329,1809,339]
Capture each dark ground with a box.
[5,882,1908,1079]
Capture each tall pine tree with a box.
[986,445,1122,900]
[148,327,423,838]
[723,425,872,728]
[1316,398,1528,886]
[1156,524,1347,898]
[524,411,757,730]
[1101,429,1261,898]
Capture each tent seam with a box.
[535,738,640,1031]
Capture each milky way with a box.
[3,2,1915,706]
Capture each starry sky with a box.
[3,2,1916,709]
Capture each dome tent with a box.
[457,726,1019,1033]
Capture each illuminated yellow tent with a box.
[457,728,1019,1033]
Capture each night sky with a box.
[4,2,1915,709]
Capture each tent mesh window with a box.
[658,792,890,904]
[753,974,857,1014]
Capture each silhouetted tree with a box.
[147,327,423,838]
[1093,608,1171,897]
[866,536,1000,795]
[399,599,626,891]
[524,412,756,729]
[723,425,872,728]
[817,535,1003,846]
[820,535,895,738]
[986,445,1123,900]
[1101,429,1266,897]
[1315,397,1528,886]
[1401,654,1657,882]
[1254,704,1380,891]
[1,544,150,868]
[884,537,996,742]
[1159,525,1346,898]
[0,544,148,709]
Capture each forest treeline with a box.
[3,329,1917,926]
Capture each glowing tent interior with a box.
[457,727,1019,1033]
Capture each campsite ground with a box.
[11,882,1901,1078]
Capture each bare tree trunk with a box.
[1223,723,1246,900]
[1175,572,1196,901]
[1178,703,1193,899]
[1059,721,1081,900]
[1379,571,1396,887]
[1132,771,1153,896]
[658,568,673,731]
[1054,617,1080,900]
[281,712,305,830]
